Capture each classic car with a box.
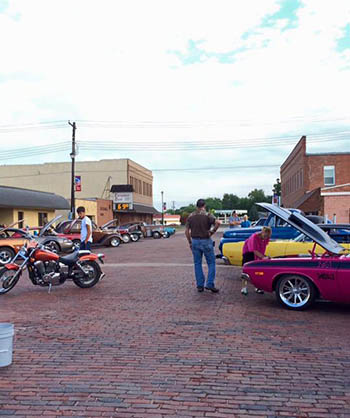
[55,219,122,248]
[0,217,74,264]
[163,226,176,238]
[126,222,167,239]
[241,203,350,311]
[100,220,142,242]
[223,224,350,266]
[218,207,334,255]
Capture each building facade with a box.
[281,136,350,222]
[0,185,69,228]
[0,158,157,223]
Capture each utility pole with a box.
[69,121,77,219]
[161,191,164,225]
[172,201,175,211]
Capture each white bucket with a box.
[0,323,14,367]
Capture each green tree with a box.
[222,193,240,210]
[204,197,222,211]
[248,204,259,221]
[273,178,281,196]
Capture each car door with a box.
[335,247,350,302]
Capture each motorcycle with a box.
[0,237,105,295]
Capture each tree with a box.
[273,178,281,196]
[222,193,240,210]
[204,197,222,211]
[248,204,259,221]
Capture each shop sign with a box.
[114,192,133,204]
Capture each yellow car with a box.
[223,232,350,266]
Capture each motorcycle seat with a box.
[59,251,79,266]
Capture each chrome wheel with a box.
[45,241,60,253]
[0,248,15,265]
[73,261,100,288]
[110,237,120,247]
[276,275,315,310]
[0,268,19,294]
[121,234,131,244]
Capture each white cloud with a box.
[0,0,349,206]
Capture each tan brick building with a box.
[280,136,350,222]
[0,159,158,224]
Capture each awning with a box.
[0,185,70,210]
[114,202,160,215]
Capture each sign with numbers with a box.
[115,203,133,211]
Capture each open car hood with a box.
[101,219,118,229]
[256,203,345,255]
[39,215,62,237]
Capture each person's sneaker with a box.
[241,287,248,296]
[205,286,219,293]
[197,286,204,292]
[255,288,264,294]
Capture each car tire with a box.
[163,231,170,238]
[110,237,121,247]
[121,233,131,244]
[0,247,15,265]
[45,241,60,253]
[276,275,316,311]
[152,231,161,239]
[130,233,140,242]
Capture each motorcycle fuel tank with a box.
[34,249,59,262]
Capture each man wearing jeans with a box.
[185,199,221,293]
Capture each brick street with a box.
[0,231,350,417]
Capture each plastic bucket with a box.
[0,323,14,367]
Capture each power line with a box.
[0,130,349,161]
[0,164,280,180]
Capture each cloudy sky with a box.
[0,0,349,209]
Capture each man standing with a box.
[229,211,240,228]
[77,206,92,251]
[185,199,221,293]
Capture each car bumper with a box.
[241,272,251,283]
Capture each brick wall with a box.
[281,136,307,207]
[307,154,350,191]
[323,195,350,223]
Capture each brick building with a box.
[281,136,350,223]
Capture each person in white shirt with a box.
[77,206,92,251]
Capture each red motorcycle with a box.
[0,238,105,295]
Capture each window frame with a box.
[324,165,335,186]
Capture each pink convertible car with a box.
[242,203,350,310]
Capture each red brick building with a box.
[281,136,350,223]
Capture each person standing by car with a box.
[240,214,251,228]
[229,211,240,228]
[185,199,221,293]
[77,206,92,251]
[241,226,272,295]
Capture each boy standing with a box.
[77,206,92,251]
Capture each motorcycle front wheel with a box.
[73,260,101,288]
[0,268,20,295]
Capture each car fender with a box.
[102,234,120,246]
[272,270,319,296]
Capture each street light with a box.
[161,191,164,225]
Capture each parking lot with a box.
[1,231,350,417]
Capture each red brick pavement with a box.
[0,232,350,417]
